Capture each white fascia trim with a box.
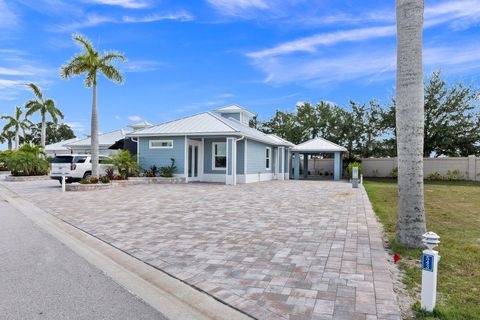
[127,132,290,148]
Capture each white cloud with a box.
[122,11,193,23]
[128,115,142,121]
[248,0,480,60]
[251,43,480,86]
[123,60,165,73]
[206,0,269,16]
[65,121,87,132]
[0,0,20,29]
[216,93,235,98]
[248,25,396,59]
[53,10,194,31]
[85,0,151,9]
[246,0,480,86]
[0,65,50,76]
[0,50,54,101]
[425,0,480,30]
[53,13,114,31]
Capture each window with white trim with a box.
[149,140,173,149]
[212,142,227,169]
[265,147,271,170]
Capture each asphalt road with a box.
[0,195,166,320]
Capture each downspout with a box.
[131,137,139,164]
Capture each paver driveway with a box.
[2,179,401,320]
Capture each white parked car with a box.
[50,155,114,183]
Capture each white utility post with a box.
[421,232,441,312]
[352,166,359,188]
[61,175,66,192]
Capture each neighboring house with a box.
[109,121,154,155]
[44,121,153,157]
[126,104,294,185]
[63,129,127,156]
[44,137,80,157]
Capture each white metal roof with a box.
[127,112,292,146]
[65,129,127,148]
[214,104,255,117]
[267,134,295,147]
[44,137,80,151]
[291,137,347,152]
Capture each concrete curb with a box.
[0,184,253,320]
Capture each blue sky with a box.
[1,0,480,138]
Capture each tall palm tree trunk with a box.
[8,138,12,151]
[395,0,427,248]
[41,115,46,147]
[91,81,99,177]
[15,130,19,150]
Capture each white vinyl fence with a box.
[361,156,480,181]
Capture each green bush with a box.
[111,150,140,179]
[80,176,99,184]
[159,158,176,177]
[347,162,362,178]
[143,165,158,177]
[445,169,464,181]
[5,144,49,176]
[426,170,465,181]
[426,172,443,181]
[390,167,398,178]
[100,176,110,184]
[0,150,13,171]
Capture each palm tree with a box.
[25,83,64,147]
[60,34,125,177]
[395,0,427,248]
[0,129,15,150]
[1,107,32,150]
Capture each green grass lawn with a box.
[363,179,480,320]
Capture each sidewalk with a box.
[0,194,165,320]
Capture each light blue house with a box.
[126,105,294,185]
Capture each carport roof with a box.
[291,137,347,152]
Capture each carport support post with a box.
[293,152,300,180]
[303,153,308,179]
[334,152,341,181]
[278,147,284,180]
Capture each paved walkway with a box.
[2,179,401,320]
[0,191,165,320]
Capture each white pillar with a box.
[276,147,280,179]
[278,147,285,180]
[226,137,237,185]
[184,136,188,182]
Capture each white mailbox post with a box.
[421,232,441,312]
[352,166,359,188]
[58,166,70,193]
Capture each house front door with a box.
[187,140,202,182]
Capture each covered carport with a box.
[291,138,347,181]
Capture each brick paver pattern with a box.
[3,179,401,320]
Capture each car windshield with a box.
[52,156,73,164]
